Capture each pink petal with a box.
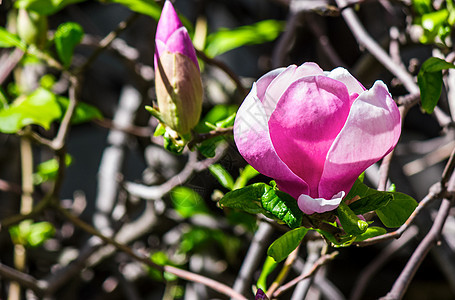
[164,27,199,68]
[318,81,401,200]
[298,191,345,215]
[256,67,286,102]
[234,84,309,199]
[262,63,324,117]
[156,1,183,44]
[327,67,365,96]
[268,76,352,198]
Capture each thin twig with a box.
[0,262,47,296]
[231,221,274,298]
[272,251,338,297]
[381,197,454,300]
[196,49,248,97]
[75,13,140,75]
[54,203,248,300]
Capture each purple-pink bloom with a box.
[155,0,198,68]
[154,0,202,135]
[234,63,401,215]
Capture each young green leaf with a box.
[220,183,303,229]
[418,57,455,114]
[348,191,393,215]
[33,154,72,185]
[107,0,161,20]
[256,256,279,291]
[54,22,84,68]
[0,27,27,50]
[354,226,387,242]
[376,192,418,228]
[170,186,209,218]
[205,20,284,57]
[219,182,269,215]
[209,164,234,190]
[57,97,103,124]
[233,164,259,190]
[0,88,61,133]
[15,0,85,15]
[267,227,308,262]
[261,189,303,229]
[336,202,368,235]
[9,220,55,247]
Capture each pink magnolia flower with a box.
[154,0,202,135]
[234,63,401,215]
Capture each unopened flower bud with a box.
[154,1,202,136]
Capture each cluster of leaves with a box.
[412,0,455,45]
[220,173,418,264]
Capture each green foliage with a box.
[354,227,387,242]
[170,186,209,218]
[232,165,259,190]
[267,227,308,262]
[412,0,455,44]
[0,88,61,133]
[195,105,237,157]
[148,251,178,281]
[9,220,55,247]
[205,20,285,57]
[107,0,161,20]
[336,202,368,235]
[219,183,303,229]
[54,22,84,68]
[179,226,240,263]
[15,0,85,16]
[33,154,72,184]
[0,27,27,50]
[417,57,455,114]
[256,256,279,291]
[209,164,234,190]
[57,97,103,124]
[376,192,418,228]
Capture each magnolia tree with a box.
[0,0,454,299]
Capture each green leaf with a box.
[376,192,418,228]
[195,105,238,132]
[57,97,103,124]
[9,220,55,247]
[219,183,269,215]
[205,19,284,57]
[54,22,84,68]
[0,88,61,133]
[209,164,234,190]
[215,112,236,128]
[257,256,279,291]
[33,154,72,185]
[267,227,308,262]
[354,226,387,242]
[412,0,433,15]
[170,186,208,218]
[233,165,259,190]
[261,189,303,229]
[15,0,85,15]
[418,57,455,114]
[106,0,161,20]
[348,192,393,215]
[220,183,303,229]
[336,202,368,235]
[0,27,27,50]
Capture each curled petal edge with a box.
[298,191,345,215]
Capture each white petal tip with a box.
[298,191,345,215]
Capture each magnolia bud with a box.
[154,1,202,136]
